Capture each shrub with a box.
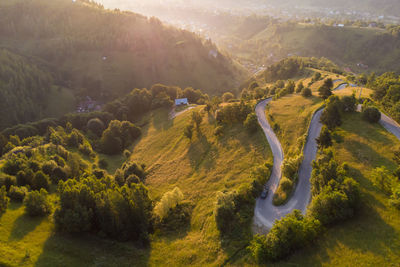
[301,87,312,97]
[296,81,304,93]
[154,187,184,220]
[33,171,50,191]
[8,185,27,202]
[24,189,52,216]
[87,118,105,137]
[362,107,381,123]
[316,126,332,149]
[249,210,320,262]
[0,186,9,214]
[244,113,259,133]
[0,173,17,191]
[222,92,235,102]
[98,159,108,169]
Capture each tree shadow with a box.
[344,140,395,170]
[8,214,45,241]
[188,131,217,171]
[34,233,151,267]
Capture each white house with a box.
[175,98,189,106]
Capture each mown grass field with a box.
[130,107,272,266]
[266,94,323,157]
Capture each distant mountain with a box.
[266,0,400,16]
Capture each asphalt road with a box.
[253,99,323,229]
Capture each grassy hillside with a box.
[0,0,246,99]
[130,107,272,265]
[266,94,323,157]
[0,107,272,266]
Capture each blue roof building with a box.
[175,98,189,106]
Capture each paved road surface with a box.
[380,112,400,140]
[253,99,323,229]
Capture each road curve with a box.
[380,112,400,140]
[253,99,323,229]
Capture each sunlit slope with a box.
[131,108,272,265]
[0,0,247,97]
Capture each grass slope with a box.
[266,94,323,157]
[130,107,272,266]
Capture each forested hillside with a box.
[0,49,55,129]
[0,0,245,100]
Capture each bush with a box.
[222,92,235,102]
[24,189,52,216]
[301,87,312,97]
[87,118,105,137]
[249,210,320,262]
[244,113,259,133]
[33,171,50,191]
[184,124,194,139]
[0,173,17,191]
[316,126,332,149]
[362,107,381,123]
[8,185,27,202]
[0,186,9,214]
[98,159,108,169]
[154,187,184,220]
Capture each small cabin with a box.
[175,98,189,106]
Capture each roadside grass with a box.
[266,94,323,205]
[266,94,323,157]
[333,86,374,99]
[130,106,272,266]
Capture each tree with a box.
[33,171,50,191]
[24,189,52,216]
[0,186,9,214]
[362,107,381,123]
[318,79,333,99]
[87,118,105,136]
[370,166,396,195]
[301,88,312,97]
[341,95,356,112]
[316,126,332,149]
[285,80,296,94]
[154,187,184,219]
[244,113,259,133]
[296,81,304,93]
[320,104,342,129]
[313,72,322,81]
[222,92,235,102]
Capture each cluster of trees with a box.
[216,102,253,125]
[54,175,152,242]
[215,162,272,237]
[309,149,360,225]
[105,85,207,122]
[273,155,303,205]
[368,72,400,122]
[318,78,334,99]
[370,154,400,210]
[100,120,141,155]
[320,94,357,130]
[249,148,360,262]
[264,58,304,83]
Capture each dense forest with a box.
[0,49,54,129]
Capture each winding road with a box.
[253,99,323,229]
